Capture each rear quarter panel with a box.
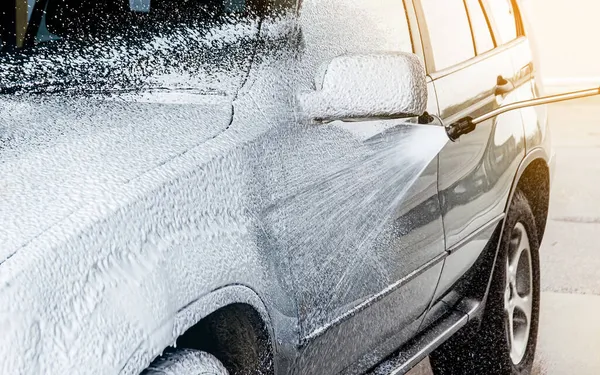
[508,38,552,161]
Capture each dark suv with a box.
[0,0,553,374]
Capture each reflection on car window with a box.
[485,0,518,44]
[0,0,294,95]
[465,0,495,54]
[421,0,475,71]
[2,0,286,50]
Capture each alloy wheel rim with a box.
[504,222,533,365]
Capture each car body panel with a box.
[269,2,446,373]
[429,54,525,303]
[0,94,299,374]
[0,96,233,257]
[409,0,531,304]
[0,2,446,374]
[508,37,552,157]
[0,0,554,374]
[512,0,555,186]
[0,14,300,375]
[433,46,525,250]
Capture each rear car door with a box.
[495,0,548,157]
[414,0,526,301]
[287,1,445,373]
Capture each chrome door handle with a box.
[494,75,515,96]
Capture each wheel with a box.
[430,190,541,375]
[142,349,229,375]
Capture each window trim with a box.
[464,0,498,54]
[429,36,526,80]
[480,0,498,47]
[1,0,50,49]
[511,0,526,37]
[24,0,50,46]
[405,0,425,62]
[462,0,478,58]
[401,0,418,55]
[416,0,527,77]
[481,0,524,46]
[414,0,478,74]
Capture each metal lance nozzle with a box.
[446,87,600,141]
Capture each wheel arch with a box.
[506,147,551,242]
[131,285,278,375]
[174,285,275,375]
[430,149,551,335]
[465,148,550,322]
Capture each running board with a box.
[366,310,468,375]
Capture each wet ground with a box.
[408,97,600,375]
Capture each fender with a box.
[119,284,277,375]
[504,146,553,214]
[462,147,553,322]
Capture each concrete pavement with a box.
[534,98,600,374]
[534,292,600,374]
[407,98,600,375]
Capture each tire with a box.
[143,349,229,375]
[430,190,541,375]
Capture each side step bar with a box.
[366,310,469,375]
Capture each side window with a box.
[341,0,414,53]
[465,0,495,54]
[0,0,296,94]
[420,0,475,71]
[0,0,49,49]
[1,0,288,51]
[485,0,521,44]
[300,0,414,61]
[384,1,414,54]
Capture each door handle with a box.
[494,75,515,96]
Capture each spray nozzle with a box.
[446,116,475,141]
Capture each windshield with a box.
[0,0,294,95]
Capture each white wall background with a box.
[525,0,599,87]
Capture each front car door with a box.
[414,0,527,302]
[281,1,446,373]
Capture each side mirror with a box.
[298,52,428,123]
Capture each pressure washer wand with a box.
[446,87,600,141]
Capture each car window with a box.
[465,0,495,54]
[0,0,294,94]
[376,0,414,53]
[420,0,475,71]
[312,0,414,54]
[484,0,519,44]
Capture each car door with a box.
[282,1,445,374]
[499,0,549,157]
[414,0,526,301]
